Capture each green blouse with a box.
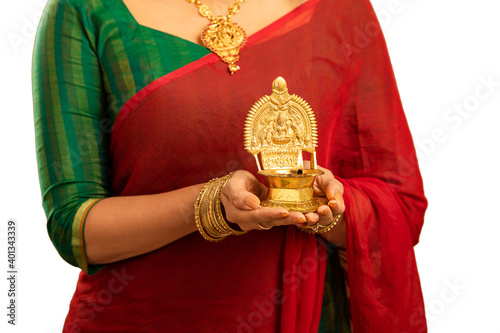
[33,0,210,273]
[33,0,350,330]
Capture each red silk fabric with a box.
[64,0,427,331]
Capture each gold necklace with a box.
[187,0,248,75]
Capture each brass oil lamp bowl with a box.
[244,77,323,213]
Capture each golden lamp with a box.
[244,77,323,213]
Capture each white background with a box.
[1,0,499,332]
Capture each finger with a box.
[332,189,343,203]
[253,211,306,229]
[225,190,261,210]
[322,180,344,201]
[222,178,263,211]
[256,212,306,230]
[226,206,289,228]
[317,204,334,226]
[316,196,329,206]
[222,171,268,209]
[313,169,343,200]
[247,209,300,230]
[287,211,308,225]
[328,196,345,215]
[304,212,319,225]
[313,183,326,197]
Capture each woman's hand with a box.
[221,170,317,230]
[220,167,346,248]
[309,165,345,225]
[309,165,347,247]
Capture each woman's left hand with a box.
[302,164,346,247]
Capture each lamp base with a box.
[258,169,324,213]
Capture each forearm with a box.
[85,183,204,265]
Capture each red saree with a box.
[64,0,427,332]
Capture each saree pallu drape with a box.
[63,0,427,331]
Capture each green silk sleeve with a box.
[33,0,108,275]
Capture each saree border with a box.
[72,198,104,274]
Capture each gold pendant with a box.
[201,17,247,75]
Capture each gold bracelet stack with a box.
[194,172,248,242]
[298,214,341,234]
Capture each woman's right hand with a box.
[220,170,318,230]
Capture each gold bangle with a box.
[299,214,341,234]
[205,179,227,241]
[215,173,247,236]
[211,177,229,234]
[194,172,247,242]
[194,179,223,242]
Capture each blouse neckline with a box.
[117,0,322,51]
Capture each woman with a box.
[33,0,427,331]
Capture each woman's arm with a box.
[33,0,110,274]
[84,184,202,265]
[85,171,308,265]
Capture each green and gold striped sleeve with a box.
[33,0,109,274]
